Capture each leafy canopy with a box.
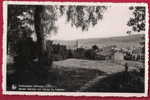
[7,5,107,54]
[127,6,146,33]
[8,5,107,37]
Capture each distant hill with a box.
[52,34,145,49]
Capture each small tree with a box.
[92,45,99,51]
[127,6,146,54]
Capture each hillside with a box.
[52,34,145,49]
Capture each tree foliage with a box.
[7,5,107,56]
[7,5,35,55]
[127,6,146,33]
[66,6,107,31]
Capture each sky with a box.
[49,6,139,40]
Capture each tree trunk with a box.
[34,6,51,83]
[34,6,47,60]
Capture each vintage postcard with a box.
[2,1,149,97]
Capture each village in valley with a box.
[50,34,145,63]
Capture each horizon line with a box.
[50,33,145,41]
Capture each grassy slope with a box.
[52,59,144,92]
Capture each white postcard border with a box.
[2,1,149,97]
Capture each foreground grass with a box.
[7,59,144,92]
[84,70,144,93]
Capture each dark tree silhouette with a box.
[7,5,108,84]
[7,5,35,56]
[8,5,107,61]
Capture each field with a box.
[7,57,144,92]
[53,58,143,74]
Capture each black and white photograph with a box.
[3,1,149,97]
